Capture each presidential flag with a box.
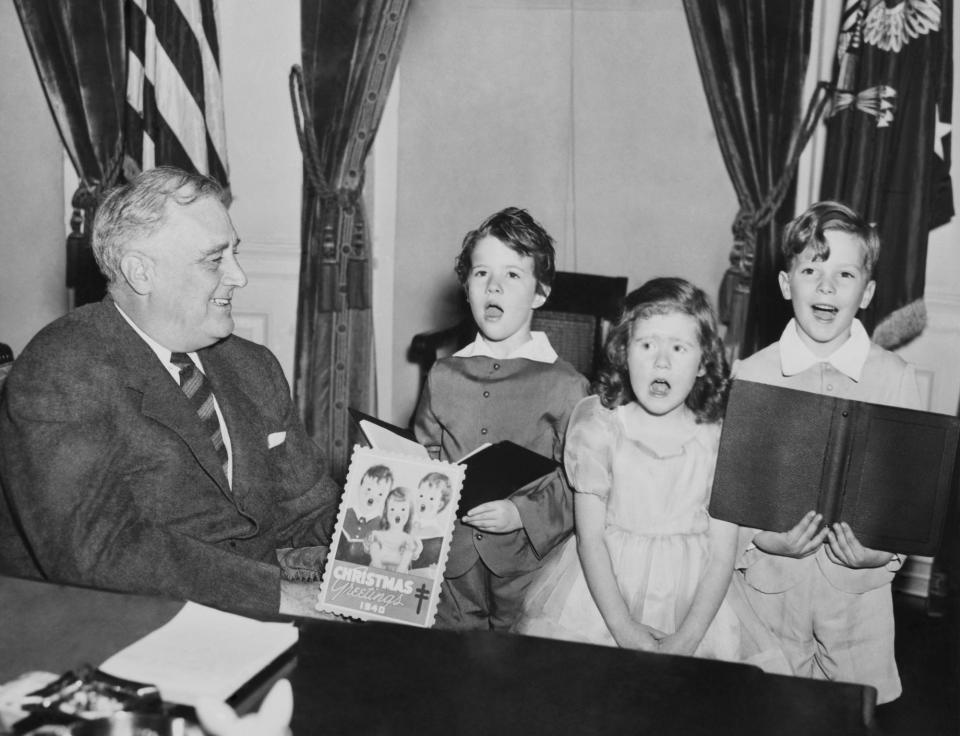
[820,0,952,348]
[124,0,229,190]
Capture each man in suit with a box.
[0,166,341,617]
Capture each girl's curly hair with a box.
[594,277,730,423]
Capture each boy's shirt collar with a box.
[779,318,870,381]
[453,331,557,363]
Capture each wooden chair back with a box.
[408,272,628,383]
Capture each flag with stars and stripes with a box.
[124,0,229,191]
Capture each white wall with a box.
[217,3,303,382]
[0,1,68,355]
[388,0,736,425]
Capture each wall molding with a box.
[238,240,301,275]
[895,555,934,598]
[231,240,300,383]
[894,282,960,597]
[232,312,268,345]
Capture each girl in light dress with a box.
[365,487,423,573]
[515,277,781,665]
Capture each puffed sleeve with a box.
[563,396,615,500]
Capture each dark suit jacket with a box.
[0,299,340,617]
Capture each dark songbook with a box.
[458,441,558,511]
[709,380,960,556]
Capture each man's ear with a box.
[859,279,877,310]
[777,271,792,301]
[532,284,551,310]
[119,251,154,296]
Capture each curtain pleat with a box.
[684,0,816,360]
[14,0,126,306]
[292,0,410,481]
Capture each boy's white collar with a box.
[779,318,870,381]
[453,331,557,363]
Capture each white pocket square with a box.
[267,431,287,448]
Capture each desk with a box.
[291,619,876,736]
[0,576,876,735]
[0,576,183,685]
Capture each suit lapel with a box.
[97,300,232,496]
[138,377,232,496]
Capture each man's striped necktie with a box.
[170,352,229,478]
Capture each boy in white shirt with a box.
[733,201,922,703]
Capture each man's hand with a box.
[462,500,522,533]
[196,678,292,736]
[753,510,828,558]
[276,545,328,582]
[826,522,895,568]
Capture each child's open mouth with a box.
[649,378,671,398]
[393,515,403,525]
[812,304,839,320]
[484,304,504,320]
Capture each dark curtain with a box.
[820,0,953,349]
[292,0,410,481]
[14,1,126,307]
[684,0,823,360]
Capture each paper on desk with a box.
[99,602,297,707]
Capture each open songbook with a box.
[349,409,559,510]
[350,409,427,458]
[709,380,960,556]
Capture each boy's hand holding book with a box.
[462,499,523,533]
[752,510,828,559]
[754,511,895,568]
[825,522,898,569]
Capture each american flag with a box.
[124,0,229,189]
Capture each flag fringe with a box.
[871,298,927,349]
